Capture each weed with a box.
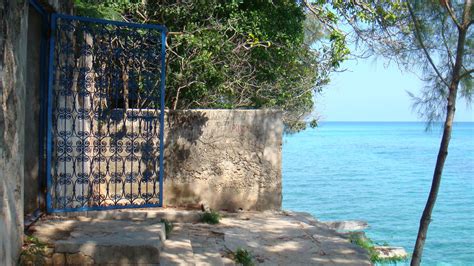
[200,210,221,224]
[234,248,254,266]
[160,218,173,238]
[19,235,47,265]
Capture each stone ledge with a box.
[30,218,165,264]
[374,246,408,260]
[323,220,369,231]
[53,208,202,223]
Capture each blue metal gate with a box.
[46,14,167,212]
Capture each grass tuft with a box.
[234,248,254,266]
[200,210,221,224]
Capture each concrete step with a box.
[160,224,234,266]
[54,208,201,223]
[160,225,195,265]
[188,225,227,266]
[31,218,165,264]
[192,243,225,266]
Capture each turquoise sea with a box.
[282,122,474,265]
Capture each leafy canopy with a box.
[74,0,349,131]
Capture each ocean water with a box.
[282,122,474,265]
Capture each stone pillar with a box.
[0,0,29,264]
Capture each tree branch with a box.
[407,1,450,88]
[459,69,474,80]
[444,1,462,29]
[301,0,336,31]
[440,16,455,69]
[461,0,472,29]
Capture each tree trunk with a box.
[410,0,470,262]
[410,82,457,266]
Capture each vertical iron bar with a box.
[81,27,86,207]
[62,20,67,209]
[158,30,166,206]
[111,31,118,205]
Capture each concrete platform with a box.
[28,209,371,265]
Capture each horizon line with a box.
[318,120,474,123]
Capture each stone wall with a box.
[1,1,73,264]
[164,110,283,211]
[0,1,29,264]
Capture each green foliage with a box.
[234,248,254,266]
[19,235,47,265]
[160,218,173,239]
[74,0,136,20]
[73,0,349,131]
[322,0,473,124]
[348,233,379,262]
[309,119,318,128]
[348,233,407,264]
[200,210,221,224]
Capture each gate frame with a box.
[45,13,167,213]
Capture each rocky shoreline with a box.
[323,219,408,263]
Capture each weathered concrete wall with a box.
[0,1,29,264]
[164,110,283,211]
[24,6,43,216]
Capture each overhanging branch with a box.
[407,1,450,88]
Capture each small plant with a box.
[234,248,254,266]
[19,235,47,265]
[349,234,379,262]
[160,218,173,238]
[376,255,410,264]
[200,210,221,224]
[348,233,407,264]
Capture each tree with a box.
[405,2,472,265]
[74,0,349,131]
[304,0,473,264]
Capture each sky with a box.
[316,56,473,122]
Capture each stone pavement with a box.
[220,211,370,265]
[28,209,371,265]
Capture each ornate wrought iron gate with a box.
[46,14,166,212]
